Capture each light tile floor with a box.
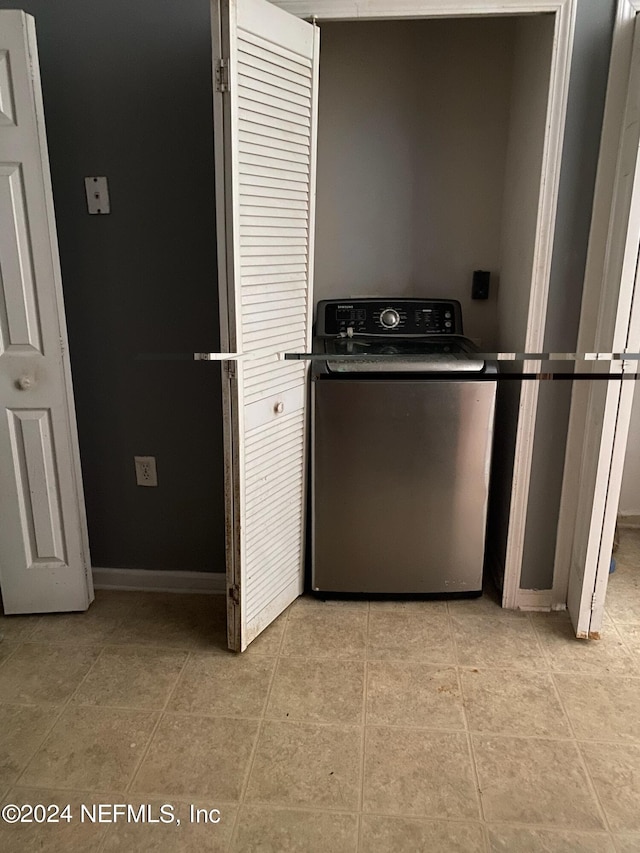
[0,530,639,851]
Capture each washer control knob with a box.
[380,308,400,329]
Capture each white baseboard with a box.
[92,567,226,595]
[618,513,640,529]
[515,588,552,611]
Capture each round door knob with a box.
[274,401,284,414]
[380,308,400,329]
[16,375,33,391]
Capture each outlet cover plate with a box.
[134,456,157,487]
[85,176,110,214]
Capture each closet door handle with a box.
[16,375,34,391]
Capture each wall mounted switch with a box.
[472,269,490,300]
[134,456,158,487]
[85,176,110,214]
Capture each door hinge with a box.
[228,584,240,605]
[224,360,237,379]
[591,592,598,610]
[216,58,230,93]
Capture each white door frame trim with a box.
[275,0,576,611]
[552,0,640,612]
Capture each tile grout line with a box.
[10,642,112,792]
[122,649,194,794]
[446,610,489,852]
[2,594,144,798]
[525,612,556,673]
[0,639,25,671]
[233,651,640,676]
[5,615,43,644]
[226,607,289,853]
[605,616,640,671]
[548,670,616,840]
[355,601,371,853]
[90,646,196,853]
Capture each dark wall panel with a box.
[0,0,225,571]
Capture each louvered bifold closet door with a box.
[218,0,319,651]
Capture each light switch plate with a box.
[85,176,110,214]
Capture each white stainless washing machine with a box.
[311,297,497,595]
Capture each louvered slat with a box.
[245,535,302,587]
[241,226,308,239]
[239,119,310,148]
[238,62,311,99]
[244,360,306,384]
[242,261,307,275]
[240,138,310,162]
[242,277,307,291]
[244,429,304,466]
[239,100,311,133]
[241,330,307,355]
[243,310,303,330]
[238,28,312,70]
[240,108,311,138]
[241,252,307,266]
[246,561,301,621]
[240,172,309,193]
[245,440,305,489]
[241,236,307,248]
[239,149,309,173]
[246,507,304,552]
[238,86,311,122]
[241,247,307,258]
[246,515,304,564]
[244,307,306,326]
[244,364,306,390]
[240,185,308,204]
[242,295,307,311]
[238,42,312,77]
[245,473,304,522]
[245,468,303,514]
[243,360,306,384]
[240,141,310,166]
[243,324,306,345]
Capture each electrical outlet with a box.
[134,456,157,487]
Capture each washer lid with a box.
[323,336,487,373]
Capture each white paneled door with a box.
[0,12,92,613]
[212,0,319,650]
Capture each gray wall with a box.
[314,17,515,350]
[0,0,226,572]
[521,0,617,589]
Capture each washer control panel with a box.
[316,298,463,337]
